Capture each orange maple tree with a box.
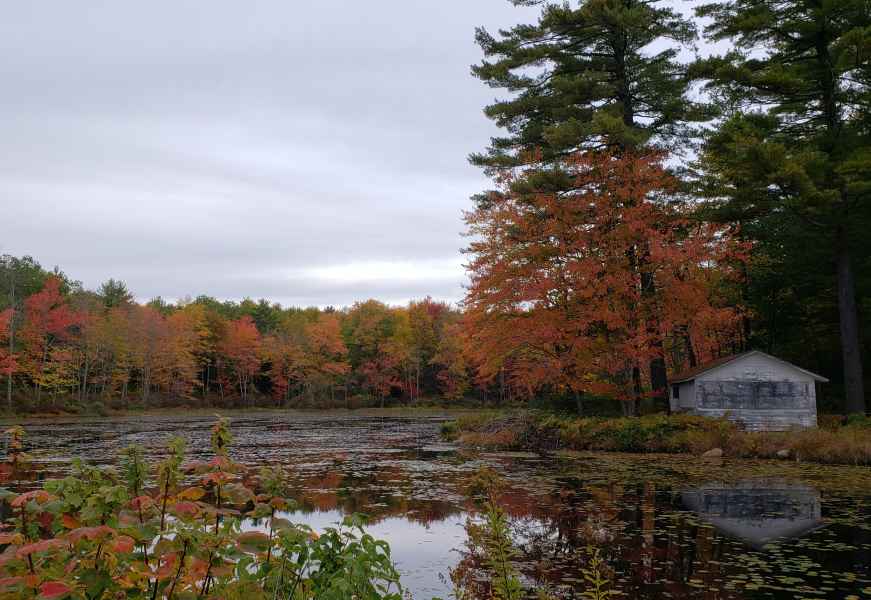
[218,316,262,405]
[302,313,350,403]
[463,151,743,413]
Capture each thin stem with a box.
[167,539,189,600]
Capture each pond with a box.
[3,411,870,599]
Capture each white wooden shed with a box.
[669,351,828,431]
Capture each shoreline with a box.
[0,405,484,422]
[442,411,871,467]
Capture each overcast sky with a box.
[1,1,703,308]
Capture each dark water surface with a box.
[4,412,870,599]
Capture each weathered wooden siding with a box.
[689,354,818,431]
[694,406,817,431]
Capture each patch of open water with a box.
[3,412,869,599]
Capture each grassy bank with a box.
[0,401,482,420]
[0,406,486,426]
[442,412,871,466]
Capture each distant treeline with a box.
[0,255,482,412]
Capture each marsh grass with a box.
[447,412,871,465]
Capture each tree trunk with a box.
[81,354,90,403]
[631,365,643,417]
[684,330,697,368]
[641,265,669,414]
[836,227,866,414]
[574,390,584,417]
[6,312,12,411]
[649,350,669,415]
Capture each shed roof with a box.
[670,350,829,384]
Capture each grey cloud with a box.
[0,0,540,307]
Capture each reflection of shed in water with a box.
[682,480,822,548]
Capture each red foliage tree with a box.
[464,151,743,413]
[18,277,82,403]
[0,309,17,381]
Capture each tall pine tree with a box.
[472,0,704,169]
[695,0,871,413]
[471,0,706,408]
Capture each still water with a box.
[3,412,869,599]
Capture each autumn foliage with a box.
[0,271,469,411]
[0,310,16,379]
[463,151,744,411]
[0,158,746,415]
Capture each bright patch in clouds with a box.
[304,259,464,285]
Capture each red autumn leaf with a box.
[201,471,230,485]
[38,581,72,599]
[208,456,230,470]
[16,538,65,558]
[169,501,199,518]
[0,576,23,589]
[11,490,53,508]
[67,525,115,544]
[183,460,209,474]
[37,512,54,529]
[111,536,135,554]
[155,553,178,580]
[63,558,79,574]
[130,496,154,511]
[60,514,80,530]
[187,557,210,579]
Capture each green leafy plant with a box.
[0,419,406,600]
[580,546,617,600]
[459,467,524,600]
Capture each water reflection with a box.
[3,414,868,599]
[682,480,823,548]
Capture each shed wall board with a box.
[694,407,817,431]
[670,381,695,412]
[671,353,819,430]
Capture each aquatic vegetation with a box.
[449,468,525,600]
[0,419,404,599]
